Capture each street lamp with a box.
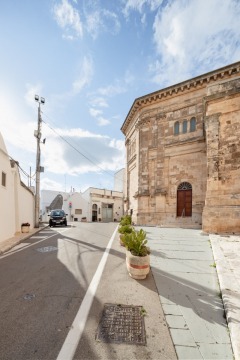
[34,95,45,228]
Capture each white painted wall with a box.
[114,168,125,193]
[0,132,35,244]
[41,189,89,222]
[82,187,124,222]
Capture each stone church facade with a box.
[121,61,240,233]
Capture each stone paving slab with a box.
[142,227,234,360]
[151,258,216,273]
[158,249,214,260]
[175,345,203,359]
[210,234,240,360]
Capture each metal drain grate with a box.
[36,246,58,253]
[96,303,146,345]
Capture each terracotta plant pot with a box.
[21,225,30,233]
[126,250,150,280]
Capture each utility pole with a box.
[34,95,45,228]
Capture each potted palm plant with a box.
[118,215,133,246]
[118,224,133,246]
[122,228,150,280]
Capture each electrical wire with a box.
[41,112,125,184]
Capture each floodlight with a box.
[40,97,45,104]
[35,95,39,102]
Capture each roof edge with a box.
[121,61,240,134]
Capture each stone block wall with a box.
[202,78,240,233]
[122,62,240,232]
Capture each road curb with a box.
[0,224,49,255]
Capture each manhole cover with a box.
[96,303,146,345]
[23,294,35,301]
[36,246,58,253]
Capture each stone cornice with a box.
[121,61,240,135]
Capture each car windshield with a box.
[51,210,65,216]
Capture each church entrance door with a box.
[177,182,192,217]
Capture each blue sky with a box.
[0,0,239,193]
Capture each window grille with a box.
[182,120,188,133]
[190,117,196,132]
[174,121,179,135]
[177,182,192,190]
[75,209,82,215]
[1,172,6,187]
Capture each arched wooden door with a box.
[177,182,192,217]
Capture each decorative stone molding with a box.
[121,61,240,135]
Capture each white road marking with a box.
[56,226,118,360]
[0,232,58,259]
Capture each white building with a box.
[114,168,125,193]
[41,190,88,223]
[0,131,35,243]
[81,187,124,222]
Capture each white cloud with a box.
[89,107,110,126]
[53,0,83,39]
[151,0,240,86]
[0,91,36,157]
[123,0,162,17]
[85,8,121,39]
[49,56,94,107]
[72,56,93,94]
[97,83,126,97]
[41,125,124,175]
[97,117,110,126]
[89,108,103,118]
[89,97,109,108]
[41,177,66,191]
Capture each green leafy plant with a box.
[120,215,132,226]
[118,224,133,234]
[123,229,150,257]
[140,307,147,316]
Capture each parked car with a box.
[48,209,68,227]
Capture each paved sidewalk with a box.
[0,224,47,255]
[210,234,240,360]
[143,227,235,360]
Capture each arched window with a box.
[190,117,196,132]
[174,121,179,135]
[182,120,188,133]
[177,182,192,217]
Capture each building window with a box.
[1,172,6,187]
[190,117,196,132]
[182,120,188,133]
[174,121,179,135]
[75,209,82,215]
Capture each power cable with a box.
[41,112,125,184]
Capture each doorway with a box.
[177,182,192,217]
[92,204,98,221]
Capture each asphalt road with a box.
[0,222,118,360]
